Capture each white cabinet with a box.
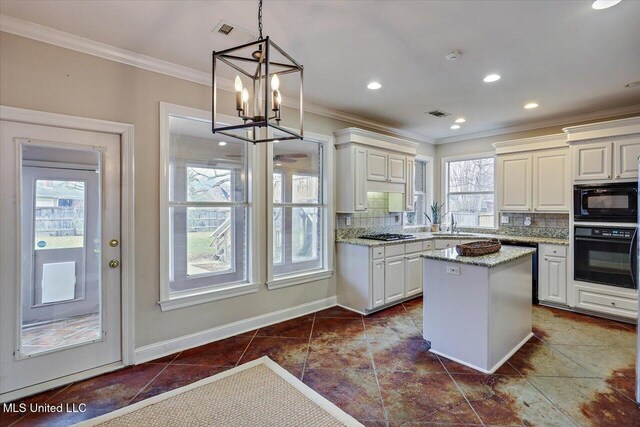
[614,138,640,179]
[497,153,533,211]
[497,149,569,213]
[335,145,368,213]
[573,284,637,320]
[434,239,460,250]
[388,154,407,183]
[574,141,612,181]
[405,253,423,297]
[533,149,570,212]
[405,158,414,211]
[367,149,388,182]
[539,244,567,305]
[372,259,385,308]
[384,256,406,304]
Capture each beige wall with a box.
[0,32,433,349]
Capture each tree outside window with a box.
[445,157,495,228]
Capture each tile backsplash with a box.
[459,213,569,239]
[335,192,403,229]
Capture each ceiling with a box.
[1,0,639,143]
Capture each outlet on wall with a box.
[346,216,351,226]
[500,215,509,224]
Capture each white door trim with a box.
[0,105,135,368]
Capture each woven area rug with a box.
[74,357,362,427]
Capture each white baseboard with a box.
[135,296,337,364]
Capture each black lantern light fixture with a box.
[212,0,303,143]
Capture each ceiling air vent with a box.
[426,110,451,118]
[217,23,234,36]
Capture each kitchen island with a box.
[422,246,536,373]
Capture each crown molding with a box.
[563,116,640,142]
[435,104,640,145]
[492,133,567,155]
[0,14,435,146]
[334,127,419,155]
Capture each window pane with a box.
[415,160,426,193]
[273,207,283,264]
[448,158,494,193]
[292,207,321,263]
[34,180,85,249]
[169,115,246,203]
[186,207,234,276]
[273,207,322,276]
[447,194,495,227]
[273,172,283,204]
[273,139,321,203]
[404,193,426,226]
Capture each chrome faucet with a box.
[450,213,458,235]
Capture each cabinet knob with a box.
[607,175,611,178]
[611,301,616,306]
[615,174,620,178]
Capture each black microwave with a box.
[574,183,637,222]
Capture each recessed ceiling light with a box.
[454,118,466,123]
[524,102,539,109]
[625,81,640,88]
[367,81,382,90]
[218,141,227,146]
[483,74,501,83]
[592,0,622,10]
[273,139,280,143]
[275,163,282,166]
[450,124,461,130]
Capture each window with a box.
[271,138,326,279]
[161,110,251,305]
[404,160,428,226]
[444,156,495,228]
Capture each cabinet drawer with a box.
[434,240,459,250]
[540,244,566,258]
[422,241,434,251]
[575,285,637,319]
[385,244,405,257]
[405,241,423,254]
[372,246,385,260]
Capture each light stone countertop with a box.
[335,232,568,247]
[422,246,537,268]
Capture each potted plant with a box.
[425,202,446,232]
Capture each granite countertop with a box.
[335,232,568,247]
[422,246,537,268]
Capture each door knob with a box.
[109,259,120,268]
[109,239,119,247]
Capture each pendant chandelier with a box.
[212,0,304,143]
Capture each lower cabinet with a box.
[538,244,567,305]
[384,256,406,304]
[405,253,423,297]
[372,259,385,308]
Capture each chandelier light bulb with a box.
[234,76,243,92]
[242,88,250,102]
[271,74,280,91]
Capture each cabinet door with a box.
[405,158,414,211]
[498,154,532,211]
[434,239,460,250]
[367,149,388,181]
[405,253,423,297]
[388,154,406,183]
[533,149,569,212]
[372,259,385,308]
[614,138,640,179]
[539,255,567,304]
[574,142,612,181]
[354,146,368,211]
[384,256,406,304]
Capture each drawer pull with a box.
[611,302,616,306]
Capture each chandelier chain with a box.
[258,0,263,40]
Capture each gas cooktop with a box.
[359,233,415,241]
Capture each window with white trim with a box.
[444,156,495,228]
[271,138,325,277]
[165,114,249,297]
[404,159,428,226]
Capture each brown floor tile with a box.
[359,420,388,427]
[365,304,410,320]
[311,317,366,339]
[402,296,423,309]
[364,317,422,341]
[255,314,314,338]
[144,352,181,365]
[369,339,446,373]
[507,342,595,377]
[0,385,69,426]
[129,364,227,404]
[307,338,373,370]
[438,355,521,376]
[171,335,252,366]
[452,374,575,426]
[303,369,385,420]
[238,336,309,377]
[377,371,481,424]
[12,409,107,427]
[551,344,635,379]
[315,306,362,318]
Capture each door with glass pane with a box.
[0,121,121,400]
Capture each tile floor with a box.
[2,299,639,426]
[20,313,101,356]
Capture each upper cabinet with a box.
[334,128,419,213]
[564,117,640,183]
[494,134,570,213]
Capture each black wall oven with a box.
[574,226,637,289]
[574,182,637,222]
